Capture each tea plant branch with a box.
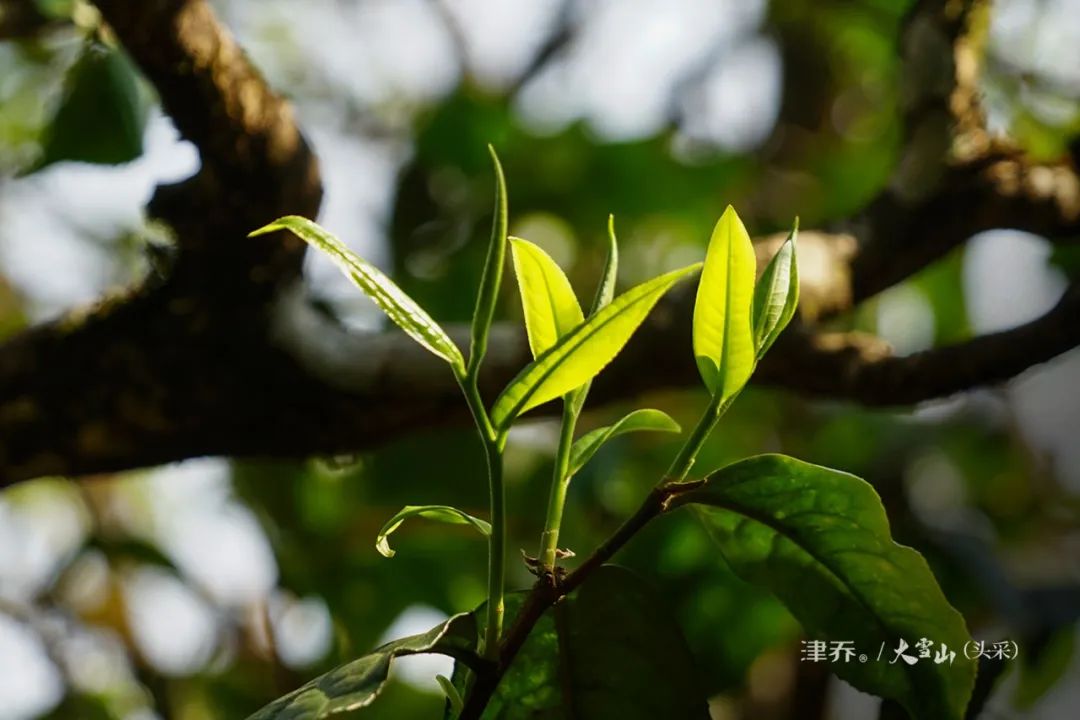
[537,400,580,570]
[458,372,507,658]
[461,467,713,718]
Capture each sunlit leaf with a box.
[589,215,620,315]
[250,216,464,371]
[568,409,680,476]
[568,215,620,417]
[248,614,478,719]
[669,454,976,720]
[509,237,583,358]
[453,566,708,719]
[491,263,700,431]
[692,206,757,400]
[752,220,799,359]
[467,145,509,374]
[376,504,491,558]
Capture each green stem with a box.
[481,435,506,659]
[665,392,735,482]
[458,374,505,660]
[538,399,578,570]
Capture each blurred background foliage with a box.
[1,0,1079,718]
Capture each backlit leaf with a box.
[491,263,700,431]
[509,237,583,358]
[376,505,491,558]
[752,220,799,359]
[692,206,756,400]
[568,215,620,417]
[589,215,620,315]
[468,146,509,374]
[250,216,464,371]
[568,409,680,476]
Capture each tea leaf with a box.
[568,409,680,476]
[692,206,756,400]
[250,216,464,372]
[376,505,491,558]
[247,614,477,719]
[509,237,583,358]
[752,220,799,359]
[568,215,620,417]
[669,454,976,720]
[467,146,509,375]
[457,566,709,719]
[491,264,700,431]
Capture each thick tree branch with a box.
[4,272,1078,488]
[0,0,322,485]
[95,0,321,274]
[3,0,1080,488]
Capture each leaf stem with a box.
[481,435,506,659]
[538,399,579,570]
[458,374,505,660]
[460,478,705,718]
[664,392,732,482]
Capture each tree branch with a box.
[4,272,1079,488]
[3,0,1080,489]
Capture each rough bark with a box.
[2,0,1079,488]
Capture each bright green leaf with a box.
[509,237,583,358]
[568,215,620,418]
[467,145,509,376]
[491,263,701,431]
[247,614,478,719]
[668,454,976,720]
[752,220,799,359]
[692,206,757,400]
[455,566,708,719]
[568,408,680,476]
[589,214,620,315]
[375,505,491,558]
[250,216,465,372]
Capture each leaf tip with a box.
[375,538,396,559]
[248,220,285,238]
[487,143,504,174]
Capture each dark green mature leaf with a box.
[567,408,680,476]
[31,43,147,172]
[491,263,700,430]
[251,216,465,371]
[376,504,491,558]
[247,613,478,719]
[668,454,976,720]
[462,566,708,719]
[752,220,799,359]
